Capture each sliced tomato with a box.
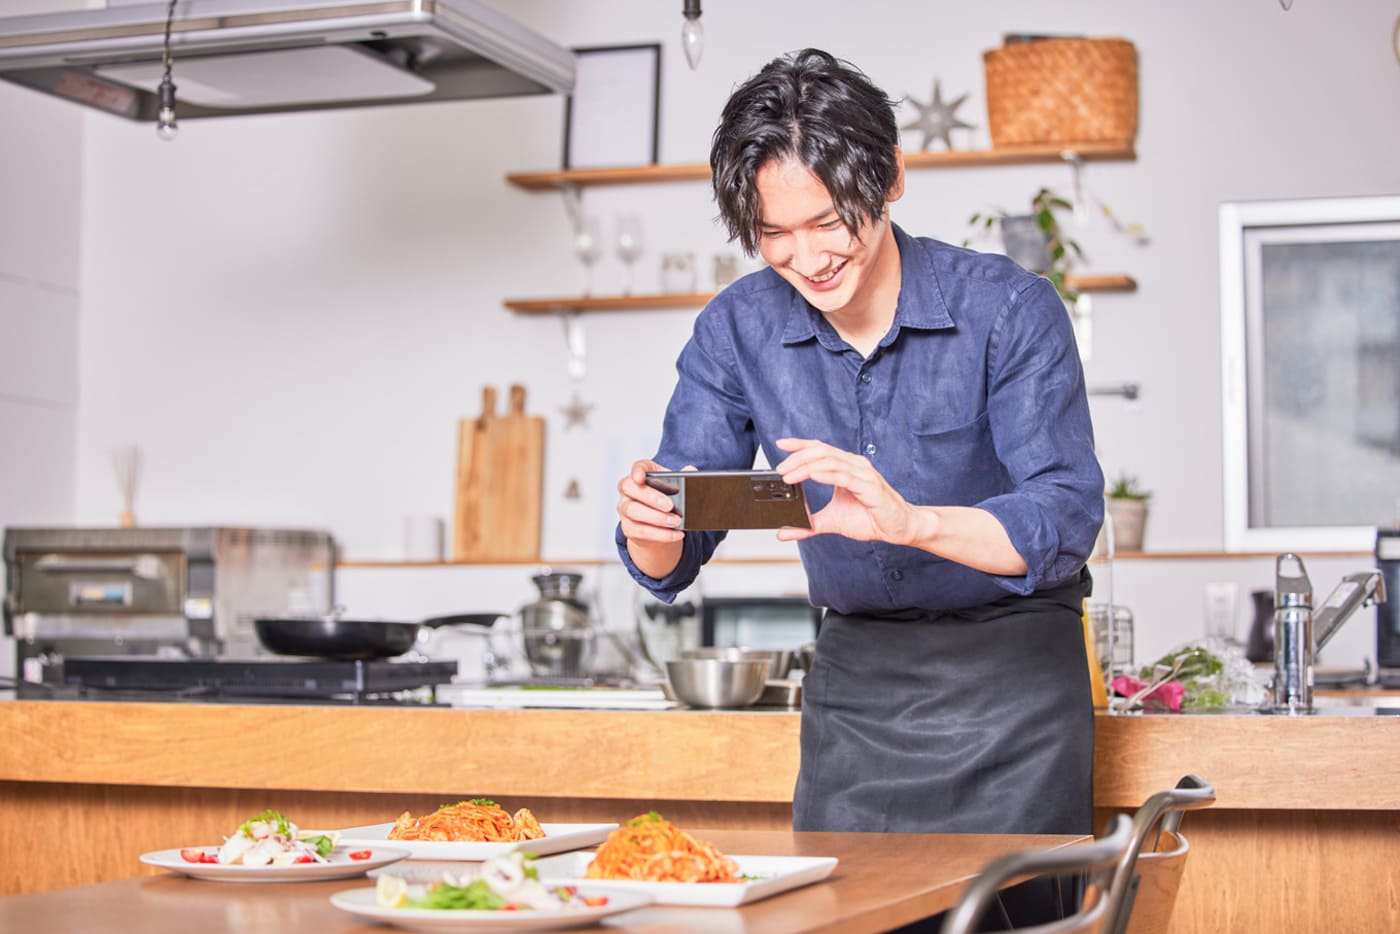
[179,848,218,864]
[294,854,315,864]
[580,895,610,907]
[500,905,518,911]
[348,850,372,861]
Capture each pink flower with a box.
[1109,675,1186,713]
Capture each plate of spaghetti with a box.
[337,799,616,861]
[531,812,838,907]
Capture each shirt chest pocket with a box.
[910,409,1004,500]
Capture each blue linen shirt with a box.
[616,224,1104,615]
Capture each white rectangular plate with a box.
[440,687,678,710]
[531,852,839,906]
[330,885,652,931]
[336,823,617,861]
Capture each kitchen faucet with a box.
[1272,553,1387,714]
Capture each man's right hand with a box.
[617,459,686,578]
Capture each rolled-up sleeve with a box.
[977,276,1104,593]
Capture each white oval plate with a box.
[335,822,617,861]
[329,886,652,931]
[139,846,411,883]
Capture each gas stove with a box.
[62,656,458,704]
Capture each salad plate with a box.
[139,846,410,883]
[531,852,839,907]
[329,886,652,931]
[336,822,617,861]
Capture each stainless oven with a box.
[3,526,334,685]
[1376,528,1400,671]
[700,596,823,651]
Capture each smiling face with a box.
[754,156,904,330]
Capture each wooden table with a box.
[0,829,1084,934]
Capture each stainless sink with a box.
[1309,693,1400,711]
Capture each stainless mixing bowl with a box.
[682,646,794,679]
[665,658,771,708]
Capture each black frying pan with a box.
[253,612,503,660]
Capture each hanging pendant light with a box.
[155,0,178,139]
[681,0,704,70]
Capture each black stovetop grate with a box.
[63,656,459,699]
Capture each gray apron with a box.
[793,570,1094,835]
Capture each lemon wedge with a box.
[376,874,409,909]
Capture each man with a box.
[614,48,1103,839]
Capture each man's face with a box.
[753,158,896,319]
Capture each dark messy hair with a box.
[709,48,900,256]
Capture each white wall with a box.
[0,11,87,676]
[6,0,1400,670]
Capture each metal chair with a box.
[938,814,1134,934]
[1104,774,1217,934]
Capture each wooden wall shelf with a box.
[1065,274,1137,292]
[504,276,1136,315]
[338,549,1374,569]
[503,292,712,315]
[505,142,1137,191]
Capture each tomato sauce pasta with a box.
[585,812,739,883]
[387,799,545,843]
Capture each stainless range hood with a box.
[0,0,574,121]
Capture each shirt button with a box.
[860,372,872,384]
[864,443,877,456]
[891,569,904,581]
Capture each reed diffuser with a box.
[111,445,140,527]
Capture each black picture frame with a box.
[562,43,661,170]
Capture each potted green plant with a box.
[1104,472,1151,553]
[965,187,1146,304]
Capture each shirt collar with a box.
[779,222,956,348]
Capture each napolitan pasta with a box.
[387,799,545,843]
[585,812,739,883]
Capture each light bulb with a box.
[156,76,178,141]
[681,0,703,70]
[156,108,178,141]
[681,16,704,70]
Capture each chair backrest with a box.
[1123,829,1189,934]
[1104,774,1216,934]
[938,814,1134,934]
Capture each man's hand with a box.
[616,459,688,579]
[772,438,926,544]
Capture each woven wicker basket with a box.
[983,37,1139,148]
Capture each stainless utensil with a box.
[665,658,770,708]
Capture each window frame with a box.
[1219,194,1400,552]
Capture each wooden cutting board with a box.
[453,383,545,561]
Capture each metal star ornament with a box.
[901,80,976,151]
[559,392,595,430]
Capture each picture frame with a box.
[562,43,660,170]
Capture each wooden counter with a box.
[2,700,1397,932]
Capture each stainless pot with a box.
[519,571,594,678]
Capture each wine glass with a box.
[573,216,603,295]
[616,214,644,295]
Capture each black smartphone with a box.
[644,469,811,531]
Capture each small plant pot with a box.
[999,214,1051,273]
[1106,498,1148,552]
